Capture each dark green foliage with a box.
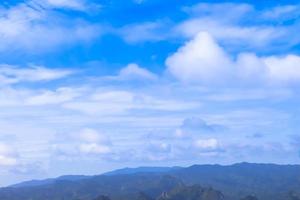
[157,185,224,200]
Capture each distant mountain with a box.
[10,167,181,189]
[1,163,300,200]
[11,175,90,188]
[0,174,184,200]
[104,167,182,176]
[169,162,300,200]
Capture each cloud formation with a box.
[0,0,101,53]
[53,128,112,159]
[0,0,299,187]
[166,32,300,85]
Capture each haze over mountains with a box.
[1,163,300,200]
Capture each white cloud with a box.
[0,65,73,85]
[203,88,292,102]
[79,128,109,144]
[25,87,80,105]
[175,18,282,48]
[63,89,199,115]
[166,32,300,85]
[63,90,134,115]
[118,63,158,81]
[261,5,300,20]
[0,155,17,167]
[0,86,81,108]
[78,128,112,155]
[0,144,18,167]
[91,90,134,103]
[166,32,233,84]
[235,53,267,84]
[41,0,87,10]
[174,129,185,138]
[79,143,111,154]
[194,138,219,150]
[264,55,300,84]
[104,63,158,82]
[53,128,112,158]
[176,3,296,50]
[117,3,299,51]
[183,3,253,19]
[0,1,101,53]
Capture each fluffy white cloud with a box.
[166,32,300,85]
[166,32,233,84]
[264,55,300,84]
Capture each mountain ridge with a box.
[3,163,300,200]
[8,162,300,189]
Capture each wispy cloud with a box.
[117,3,300,51]
[0,0,102,53]
[39,0,88,11]
[0,65,73,85]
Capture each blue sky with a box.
[0,0,300,186]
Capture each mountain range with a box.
[1,163,300,200]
